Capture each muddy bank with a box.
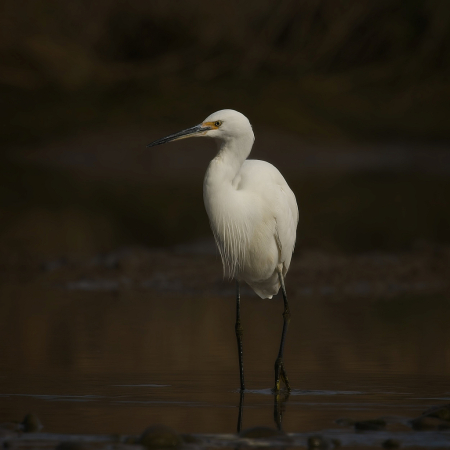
[3,242,448,299]
[3,408,450,449]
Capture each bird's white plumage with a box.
[201,110,298,299]
[147,108,296,391]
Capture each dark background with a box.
[1,0,450,262]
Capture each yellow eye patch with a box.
[203,120,222,129]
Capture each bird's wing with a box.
[274,181,298,274]
[238,159,298,274]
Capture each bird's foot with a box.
[273,388,290,431]
[273,358,291,393]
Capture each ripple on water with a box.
[243,388,363,396]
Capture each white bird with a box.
[148,109,298,392]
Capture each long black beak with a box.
[147,124,211,147]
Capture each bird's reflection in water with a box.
[237,391,245,433]
[273,390,290,431]
[236,389,290,433]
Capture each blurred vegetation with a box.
[1,0,450,259]
[1,0,450,144]
[1,158,449,262]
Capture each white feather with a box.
[202,110,299,299]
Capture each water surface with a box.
[0,253,449,435]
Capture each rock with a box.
[410,416,444,430]
[139,425,182,449]
[307,435,329,449]
[382,438,400,448]
[410,404,450,430]
[354,419,386,431]
[239,426,284,438]
[21,414,42,432]
[422,404,450,421]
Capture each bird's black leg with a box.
[235,280,245,391]
[237,390,245,433]
[274,271,291,392]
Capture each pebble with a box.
[21,414,42,433]
[410,416,444,430]
[382,438,401,448]
[307,435,330,449]
[422,404,450,421]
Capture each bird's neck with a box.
[205,134,254,187]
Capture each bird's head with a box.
[147,109,254,148]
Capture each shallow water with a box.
[0,259,449,437]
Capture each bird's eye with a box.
[214,121,222,127]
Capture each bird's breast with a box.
[204,183,279,281]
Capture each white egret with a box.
[147,109,298,392]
